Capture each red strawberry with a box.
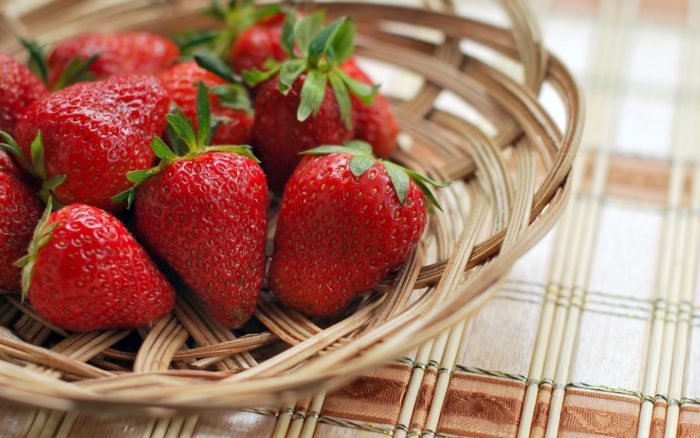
[247,15,377,192]
[127,84,268,328]
[269,142,446,317]
[230,13,287,74]
[253,75,351,192]
[47,32,179,87]
[0,173,42,291]
[12,74,169,211]
[0,53,48,137]
[341,58,398,158]
[19,203,175,332]
[160,60,252,146]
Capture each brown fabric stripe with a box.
[530,384,553,437]
[651,401,667,438]
[322,363,411,424]
[409,367,437,430]
[435,373,524,437]
[558,388,640,437]
[679,405,700,438]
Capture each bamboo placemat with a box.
[1,0,698,436]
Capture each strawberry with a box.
[0,53,48,137]
[269,141,446,317]
[230,12,287,74]
[8,74,169,211]
[0,173,42,291]
[246,14,377,192]
[121,84,268,328]
[18,202,175,332]
[46,32,179,87]
[159,58,252,147]
[253,74,351,192]
[341,58,398,158]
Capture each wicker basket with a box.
[0,0,582,415]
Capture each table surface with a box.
[2,0,699,436]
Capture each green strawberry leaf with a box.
[152,136,178,162]
[194,52,238,84]
[382,160,410,205]
[297,70,327,122]
[17,197,56,299]
[300,140,448,210]
[19,38,49,85]
[294,11,325,58]
[0,130,33,174]
[345,140,373,154]
[126,168,158,185]
[52,53,99,90]
[196,82,212,147]
[349,155,377,177]
[410,177,443,212]
[205,0,228,20]
[166,114,197,152]
[327,19,355,65]
[278,59,306,95]
[112,188,136,209]
[281,10,297,56]
[301,145,361,156]
[329,72,352,130]
[251,5,282,24]
[166,105,191,156]
[209,84,251,112]
[307,17,346,67]
[338,71,378,105]
[243,64,281,86]
[30,131,47,180]
[42,174,66,191]
[172,29,222,56]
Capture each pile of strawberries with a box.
[0,1,446,333]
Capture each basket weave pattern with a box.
[0,0,582,414]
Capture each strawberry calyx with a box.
[112,81,258,208]
[0,130,66,206]
[243,11,378,130]
[19,38,99,90]
[174,0,283,59]
[301,140,450,211]
[15,197,58,299]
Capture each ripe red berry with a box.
[230,13,288,74]
[0,53,48,137]
[253,75,351,192]
[127,84,269,327]
[269,142,446,317]
[0,173,42,291]
[47,32,179,86]
[14,74,169,210]
[22,203,175,332]
[247,15,377,192]
[160,61,252,146]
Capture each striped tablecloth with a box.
[3,0,699,436]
